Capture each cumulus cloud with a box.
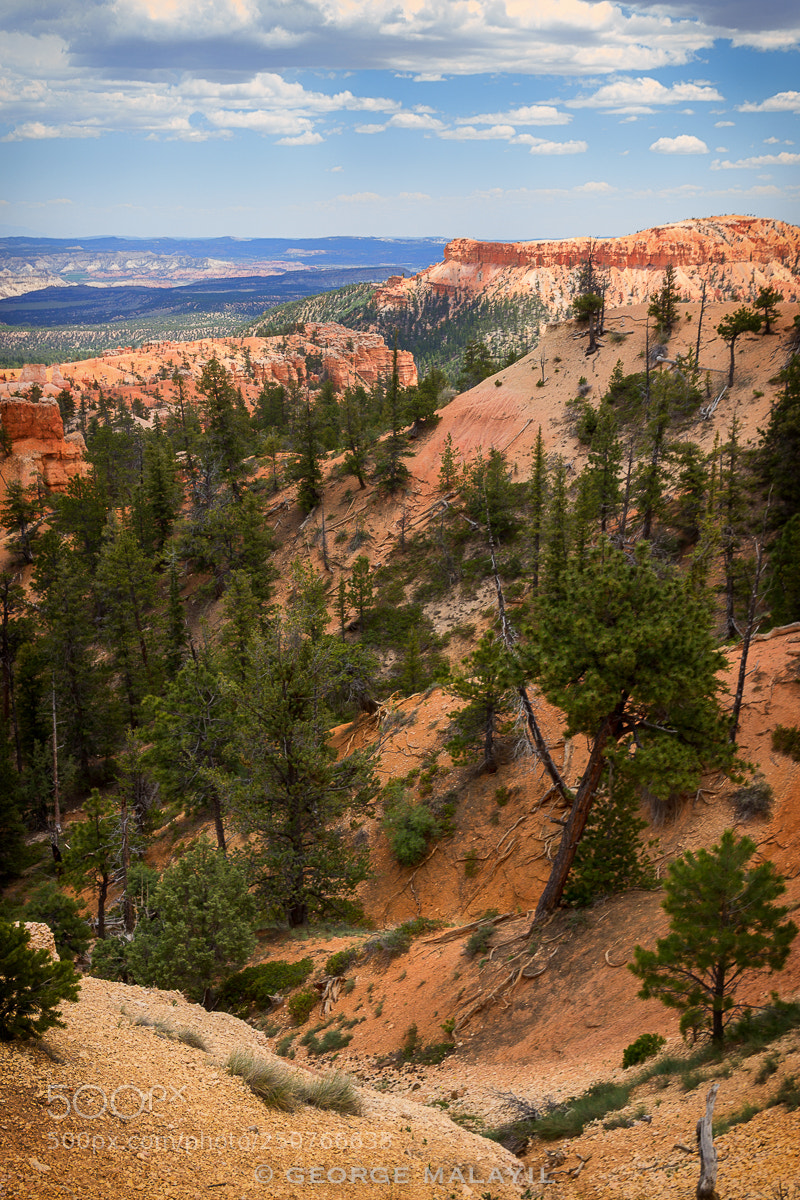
[457,104,571,125]
[650,134,709,154]
[439,124,517,140]
[573,180,615,192]
[521,137,588,155]
[711,151,800,168]
[714,120,735,126]
[568,77,723,112]
[738,90,800,112]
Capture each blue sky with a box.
[1,0,798,242]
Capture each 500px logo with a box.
[45,1082,187,1122]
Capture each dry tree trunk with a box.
[696,1082,720,1200]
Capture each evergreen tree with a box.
[445,631,521,773]
[765,513,800,625]
[372,344,411,494]
[754,286,782,335]
[755,354,800,524]
[406,367,446,435]
[288,397,324,514]
[126,840,255,1007]
[164,559,188,676]
[717,307,763,387]
[438,431,460,492]
[648,263,680,338]
[340,386,371,489]
[95,517,162,727]
[564,769,655,907]
[633,376,672,541]
[144,644,233,852]
[24,882,91,960]
[719,417,746,637]
[630,830,797,1043]
[0,481,43,565]
[53,472,110,568]
[221,621,379,926]
[542,457,570,602]
[581,404,622,533]
[670,441,709,547]
[63,790,121,940]
[527,427,547,591]
[457,341,495,392]
[572,292,603,354]
[462,447,518,539]
[522,543,735,919]
[135,435,182,555]
[347,555,374,634]
[0,720,25,885]
[197,358,252,499]
[0,919,80,1041]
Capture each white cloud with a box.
[277,131,324,145]
[738,91,800,112]
[569,77,723,112]
[573,180,615,193]
[711,151,800,169]
[764,136,781,144]
[439,124,517,140]
[388,112,445,131]
[714,120,735,127]
[715,146,728,152]
[336,192,382,203]
[458,104,570,126]
[1,121,101,141]
[650,134,709,154]
[523,137,588,155]
[354,124,386,134]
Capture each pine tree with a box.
[347,555,374,634]
[438,432,459,492]
[527,427,547,591]
[522,543,735,919]
[445,631,521,773]
[630,830,797,1043]
[0,482,41,565]
[765,514,800,625]
[372,343,411,494]
[581,404,622,533]
[220,621,379,926]
[648,263,680,338]
[564,769,655,907]
[197,358,252,499]
[716,307,763,387]
[0,919,80,1041]
[126,840,255,1007]
[63,790,122,940]
[754,286,782,335]
[755,354,800,524]
[289,397,324,514]
[542,457,570,602]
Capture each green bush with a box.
[364,917,441,960]
[0,919,81,1041]
[287,989,317,1026]
[90,936,129,982]
[219,959,314,1013]
[301,1027,352,1056]
[772,726,800,762]
[731,775,775,820]
[383,799,440,866]
[24,884,91,962]
[324,948,359,977]
[226,1047,299,1111]
[465,924,494,959]
[622,1033,666,1069]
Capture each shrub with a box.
[90,936,129,982]
[383,800,439,866]
[24,884,91,962]
[731,775,775,821]
[287,989,317,1026]
[301,1027,352,1056]
[324,948,358,977]
[219,959,314,1013]
[177,1028,207,1050]
[772,726,800,762]
[465,925,494,959]
[0,919,80,1041]
[363,917,441,960]
[622,1033,666,1069]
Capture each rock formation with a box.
[375,215,800,316]
[0,397,86,491]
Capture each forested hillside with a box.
[2,268,800,1197]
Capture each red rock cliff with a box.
[375,215,800,314]
[0,398,86,491]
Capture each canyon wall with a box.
[375,215,800,316]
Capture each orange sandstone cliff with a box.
[375,214,800,315]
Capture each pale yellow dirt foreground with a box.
[0,977,524,1199]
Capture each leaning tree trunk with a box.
[533,701,626,922]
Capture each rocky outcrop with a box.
[375,215,800,316]
[244,323,417,392]
[0,398,86,490]
[21,922,59,960]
